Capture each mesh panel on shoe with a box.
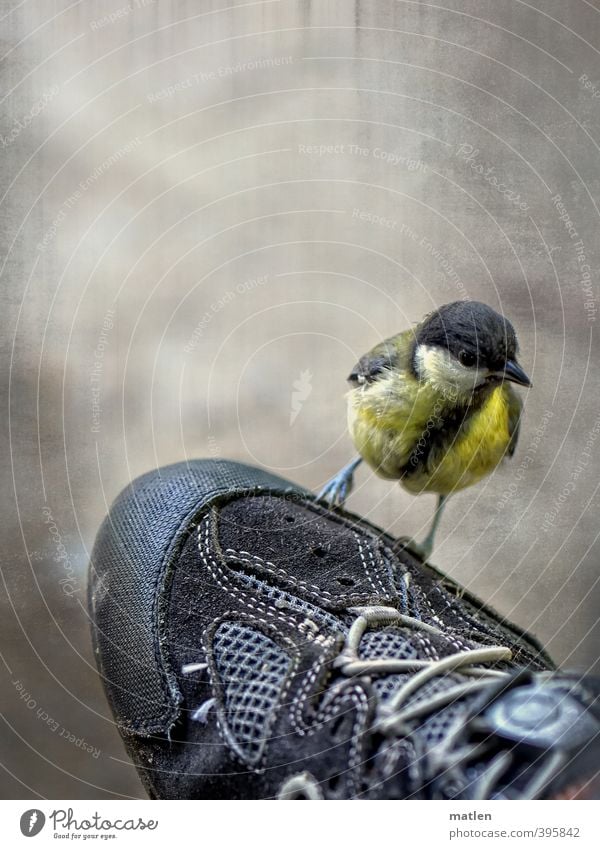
[376,672,469,715]
[358,627,418,661]
[359,629,417,702]
[405,673,464,707]
[373,673,412,702]
[421,701,466,747]
[231,570,343,634]
[213,621,292,764]
[358,634,466,704]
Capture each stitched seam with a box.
[419,588,473,652]
[308,686,369,798]
[346,687,369,796]
[418,633,441,662]
[201,610,300,772]
[431,584,534,659]
[264,496,399,593]
[290,639,338,735]
[354,532,391,596]
[198,514,308,635]
[223,548,334,600]
[375,542,397,589]
[221,549,384,608]
[420,583,501,654]
[204,531,371,787]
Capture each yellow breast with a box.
[412,386,511,495]
[348,383,513,496]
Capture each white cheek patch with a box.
[414,344,487,394]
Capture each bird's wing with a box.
[506,387,523,458]
[347,330,414,386]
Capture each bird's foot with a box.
[394,535,433,563]
[318,469,355,507]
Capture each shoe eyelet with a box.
[336,576,355,587]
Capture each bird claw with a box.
[318,472,353,507]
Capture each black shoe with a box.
[89,459,600,799]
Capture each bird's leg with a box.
[318,457,363,507]
[397,494,449,562]
[420,494,448,559]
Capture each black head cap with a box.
[416,300,519,371]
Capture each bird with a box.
[318,300,531,560]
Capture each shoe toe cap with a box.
[89,459,308,735]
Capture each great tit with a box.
[319,300,531,559]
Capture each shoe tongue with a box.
[215,494,397,608]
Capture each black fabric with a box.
[89,459,599,800]
[215,495,397,609]
[88,459,309,734]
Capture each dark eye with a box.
[458,350,476,367]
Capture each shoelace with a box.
[183,603,568,800]
[329,605,567,800]
[279,605,515,801]
[335,605,512,734]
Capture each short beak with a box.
[497,360,532,387]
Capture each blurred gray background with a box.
[1,0,599,799]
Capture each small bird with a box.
[319,301,531,559]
